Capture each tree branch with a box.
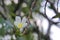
[57,0,59,12]
[47,0,59,14]
[14,0,24,13]
[39,12,59,25]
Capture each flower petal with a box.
[22,23,27,28]
[14,21,19,27]
[22,17,27,23]
[20,28,23,32]
[15,16,21,23]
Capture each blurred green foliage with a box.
[0,0,43,40]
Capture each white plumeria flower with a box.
[14,16,27,32]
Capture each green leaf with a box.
[9,12,16,20]
[16,37,25,40]
[14,27,23,37]
[24,32,34,40]
[32,0,42,12]
[22,7,29,16]
[7,2,16,12]
[0,17,5,24]
[52,13,60,18]
[28,25,34,31]
[0,26,5,36]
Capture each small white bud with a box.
[21,12,24,17]
[22,3,27,7]
[12,34,16,40]
[13,0,18,4]
[3,23,6,26]
[4,0,12,5]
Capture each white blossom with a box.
[14,16,27,32]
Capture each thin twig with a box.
[47,0,59,14]
[30,0,41,40]
[44,0,51,40]
[2,0,14,24]
[39,12,59,25]
[14,0,24,13]
[0,12,7,19]
[44,0,47,15]
[2,0,10,20]
[57,0,59,12]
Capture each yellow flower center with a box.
[18,23,23,28]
